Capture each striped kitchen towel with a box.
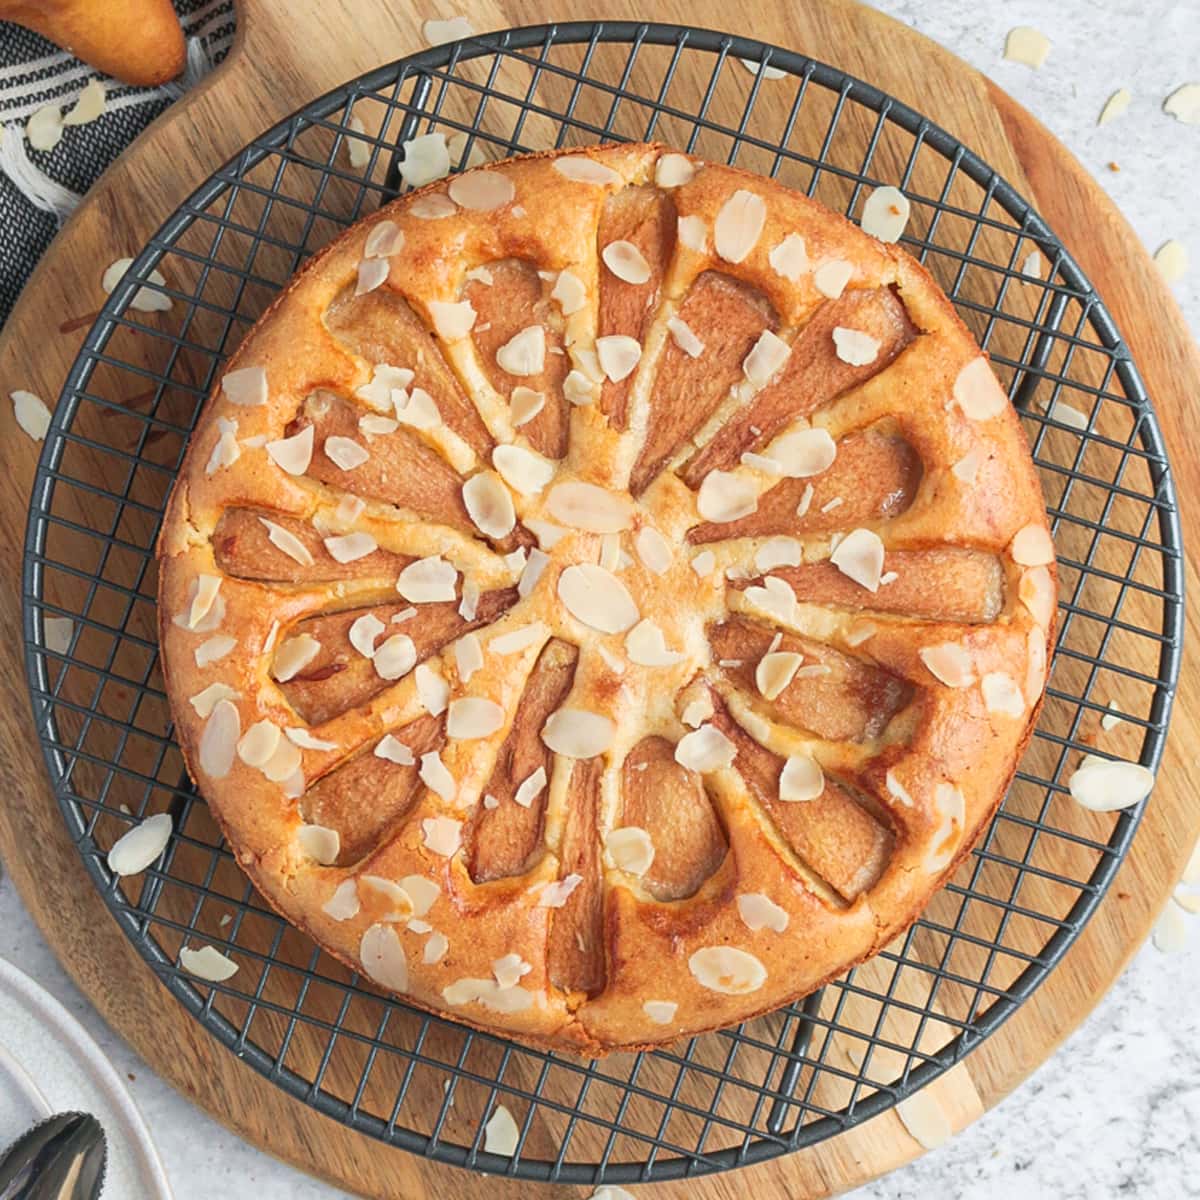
[0,0,235,325]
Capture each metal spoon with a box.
[0,1113,105,1200]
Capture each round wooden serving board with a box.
[0,2,1196,1197]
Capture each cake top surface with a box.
[158,141,1054,1053]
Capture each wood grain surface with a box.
[0,2,1196,1197]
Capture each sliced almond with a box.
[100,257,172,313]
[563,369,595,406]
[221,365,267,407]
[953,357,1008,421]
[813,260,853,299]
[769,233,809,282]
[237,719,281,768]
[364,220,402,258]
[266,425,314,475]
[1164,83,1200,124]
[634,526,672,575]
[952,448,982,484]
[399,132,450,188]
[925,782,965,872]
[860,185,910,243]
[691,550,716,578]
[189,682,239,718]
[897,1091,953,1150]
[714,189,766,263]
[428,299,476,340]
[755,650,802,700]
[324,532,377,563]
[355,363,413,411]
[665,314,704,358]
[199,700,240,779]
[510,386,545,426]
[1154,240,1188,284]
[187,574,222,630]
[546,481,631,532]
[483,1104,520,1156]
[206,418,240,473]
[420,755,459,807]
[643,1000,678,1024]
[462,471,516,539]
[743,575,798,624]
[551,268,587,315]
[324,435,370,471]
[596,334,642,383]
[537,873,583,907]
[558,564,639,633]
[779,754,824,802]
[829,528,885,592]
[107,812,172,876]
[675,724,736,773]
[409,192,457,220]
[1100,701,1124,733]
[514,766,548,809]
[541,708,615,758]
[63,78,106,126]
[287,728,337,751]
[626,618,684,667]
[755,537,802,572]
[602,239,651,284]
[493,443,554,495]
[981,671,1025,718]
[415,663,450,715]
[356,257,390,296]
[491,952,532,990]
[447,697,505,740]
[375,734,415,764]
[1068,754,1154,812]
[447,169,514,211]
[604,826,656,876]
[374,633,417,680]
[25,103,63,152]
[490,623,547,655]
[832,326,881,366]
[697,470,758,523]
[688,946,766,994]
[454,632,484,684]
[885,769,914,807]
[1010,523,1055,566]
[518,548,550,599]
[743,329,791,387]
[423,15,473,43]
[349,613,386,659]
[737,892,789,932]
[273,634,321,683]
[360,922,409,990]
[495,324,545,376]
[179,944,238,983]
[552,155,621,185]
[681,695,714,729]
[1019,565,1056,627]
[655,153,695,187]
[1004,26,1051,69]
[1152,902,1188,954]
[677,214,708,253]
[766,427,837,478]
[323,880,361,921]
[919,642,976,688]
[256,518,312,567]
[297,823,340,864]
[195,634,235,667]
[398,555,458,603]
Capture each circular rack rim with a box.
[22,19,1185,1186]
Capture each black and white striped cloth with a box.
[0,0,235,325]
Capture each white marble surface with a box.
[1,2,1198,1198]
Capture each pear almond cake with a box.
[158,141,1056,1053]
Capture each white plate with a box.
[0,955,172,1199]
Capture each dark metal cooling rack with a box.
[22,21,1183,1187]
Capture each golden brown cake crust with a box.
[157,142,1056,1055]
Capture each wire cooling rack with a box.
[22,21,1183,1187]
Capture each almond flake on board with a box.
[1100,701,1124,732]
[11,390,51,441]
[101,258,172,312]
[1067,754,1155,812]
[107,812,172,876]
[739,58,786,81]
[346,115,370,169]
[179,944,239,983]
[483,1104,520,1156]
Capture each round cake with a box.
[158,141,1056,1054]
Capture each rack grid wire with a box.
[21,21,1183,1187]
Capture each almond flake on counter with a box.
[107,812,172,876]
[860,185,910,244]
[1100,701,1124,732]
[1021,248,1046,282]
[1163,83,1200,125]
[1097,87,1132,127]
[1154,240,1188,284]
[1003,26,1051,69]
[11,389,51,441]
[179,944,239,983]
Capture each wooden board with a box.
[0,2,1196,1196]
